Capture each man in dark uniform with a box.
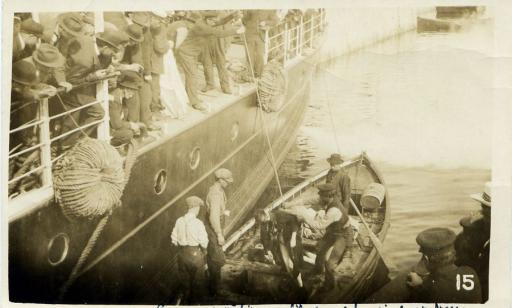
[325,153,351,210]
[171,196,209,304]
[294,183,353,291]
[204,168,233,295]
[407,227,482,303]
[242,10,279,78]
[175,12,245,111]
[455,182,491,302]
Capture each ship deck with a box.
[136,45,307,155]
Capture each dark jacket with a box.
[177,19,237,58]
[411,264,482,303]
[150,25,170,74]
[242,10,279,37]
[326,168,352,210]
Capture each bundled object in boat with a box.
[53,138,126,220]
[257,60,287,112]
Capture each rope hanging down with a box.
[241,33,283,197]
[55,139,138,300]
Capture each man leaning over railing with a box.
[53,13,106,149]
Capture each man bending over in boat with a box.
[284,183,353,292]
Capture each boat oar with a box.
[349,198,396,272]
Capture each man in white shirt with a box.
[171,196,209,303]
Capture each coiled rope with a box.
[56,139,138,300]
[258,60,287,112]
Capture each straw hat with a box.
[470,181,491,207]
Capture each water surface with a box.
[261,20,493,274]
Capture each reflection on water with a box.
[261,21,493,274]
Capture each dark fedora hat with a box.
[12,60,40,86]
[58,12,84,36]
[119,71,143,90]
[124,24,144,43]
[20,19,44,37]
[32,43,66,68]
[326,153,344,165]
[96,30,129,50]
[130,12,150,27]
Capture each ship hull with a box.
[9,53,318,303]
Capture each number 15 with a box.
[456,274,475,291]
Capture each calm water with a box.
[261,21,493,275]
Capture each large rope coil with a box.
[53,138,132,220]
[257,60,288,112]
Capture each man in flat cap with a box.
[292,183,353,292]
[171,196,209,303]
[406,227,482,303]
[325,153,351,211]
[203,168,234,296]
[454,182,491,302]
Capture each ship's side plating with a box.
[9,50,317,303]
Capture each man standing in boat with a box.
[325,153,351,210]
[454,182,491,302]
[171,196,209,304]
[294,183,354,291]
[204,168,234,296]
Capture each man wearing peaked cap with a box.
[405,227,482,303]
[454,181,491,302]
[325,153,351,210]
[203,168,234,295]
[171,195,208,303]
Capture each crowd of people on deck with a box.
[9,9,324,196]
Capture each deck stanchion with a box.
[38,98,52,187]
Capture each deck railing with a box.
[8,79,110,221]
[7,9,327,221]
[264,9,327,65]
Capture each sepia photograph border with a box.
[1,0,511,307]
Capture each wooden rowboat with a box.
[214,153,391,304]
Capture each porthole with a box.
[154,169,167,195]
[47,233,70,266]
[230,122,240,141]
[189,147,201,170]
